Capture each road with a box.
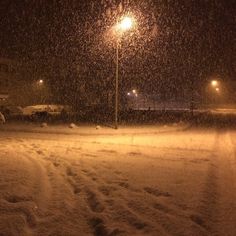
[0,128,236,236]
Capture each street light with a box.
[114,16,134,129]
[211,80,218,87]
[208,80,221,104]
[119,17,133,31]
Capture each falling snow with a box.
[0,1,235,235]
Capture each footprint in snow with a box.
[144,187,171,197]
[5,195,32,204]
[128,151,142,156]
[89,217,124,236]
[85,189,104,213]
[36,150,44,155]
[98,149,117,154]
[66,167,76,177]
[153,203,172,214]
[98,185,117,196]
[190,214,207,229]
[118,182,130,189]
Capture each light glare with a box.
[119,17,133,31]
[211,80,218,87]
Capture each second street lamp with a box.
[114,16,134,129]
[211,80,218,87]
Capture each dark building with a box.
[0,58,19,104]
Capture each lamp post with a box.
[115,34,119,129]
[114,16,134,129]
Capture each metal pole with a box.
[115,39,119,129]
[190,79,194,117]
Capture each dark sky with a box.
[0,0,235,94]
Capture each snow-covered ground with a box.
[0,125,236,236]
[210,108,236,114]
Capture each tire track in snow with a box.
[17,140,92,235]
[188,130,220,235]
[56,149,155,235]
[193,130,236,236]
[74,148,195,236]
[0,141,42,235]
[215,132,236,236]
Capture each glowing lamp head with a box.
[211,80,218,87]
[39,79,43,84]
[215,87,220,92]
[119,17,133,31]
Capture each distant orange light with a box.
[211,80,218,87]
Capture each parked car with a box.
[22,104,73,120]
[0,105,23,117]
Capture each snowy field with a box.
[0,125,236,236]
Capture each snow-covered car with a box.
[0,105,23,117]
[22,104,73,119]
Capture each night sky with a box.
[0,0,235,98]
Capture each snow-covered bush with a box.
[40,122,47,128]
[69,123,77,129]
